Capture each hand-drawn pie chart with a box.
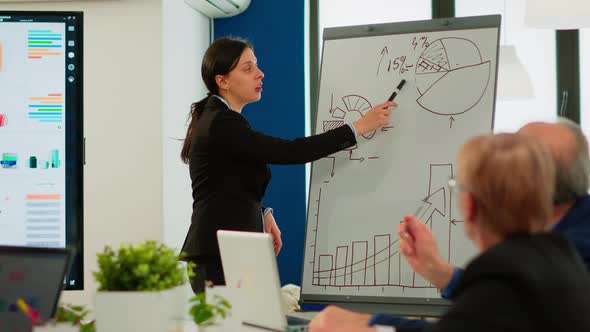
[415,38,491,116]
[324,95,376,141]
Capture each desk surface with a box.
[181,321,298,331]
[179,312,318,331]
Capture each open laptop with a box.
[0,246,72,332]
[217,230,310,332]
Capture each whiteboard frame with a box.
[302,14,501,317]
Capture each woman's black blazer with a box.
[181,97,357,257]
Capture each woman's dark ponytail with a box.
[180,95,210,163]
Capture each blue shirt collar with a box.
[553,194,590,231]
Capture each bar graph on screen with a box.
[0,10,83,290]
[28,94,63,124]
[27,29,63,59]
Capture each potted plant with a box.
[189,291,232,330]
[33,304,95,332]
[93,240,192,332]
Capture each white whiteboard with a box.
[301,16,500,309]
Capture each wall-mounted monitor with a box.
[0,11,84,290]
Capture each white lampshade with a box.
[497,45,534,101]
[526,0,590,29]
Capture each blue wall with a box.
[214,0,306,285]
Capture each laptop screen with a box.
[217,230,289,332]
[0,246,71,332]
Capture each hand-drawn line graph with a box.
[322,94,391,177]
[415,38,491,121]
[308,163,462,290]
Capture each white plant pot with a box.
[95,285,188,332]
[197,324,224,332]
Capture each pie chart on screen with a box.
[415,37,491,116]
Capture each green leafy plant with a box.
[54,303,96,332]
[93,240,192,291]
[189,292,232,326]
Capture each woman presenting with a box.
[180,37,395,293]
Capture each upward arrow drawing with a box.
[415,187,446,224]
[377,46,389,75]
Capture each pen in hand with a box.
[388,79,407,102]
[399,198,428,240]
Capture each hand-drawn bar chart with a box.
[309,163,459,290]
[315,232,402,288]
[310,188,412,289]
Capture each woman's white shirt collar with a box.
[212,95,232,110]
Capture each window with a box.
[319,0,431,35]
[456,0,557,132]
[580,30,590,138]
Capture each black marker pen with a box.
[388,79,407,102]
